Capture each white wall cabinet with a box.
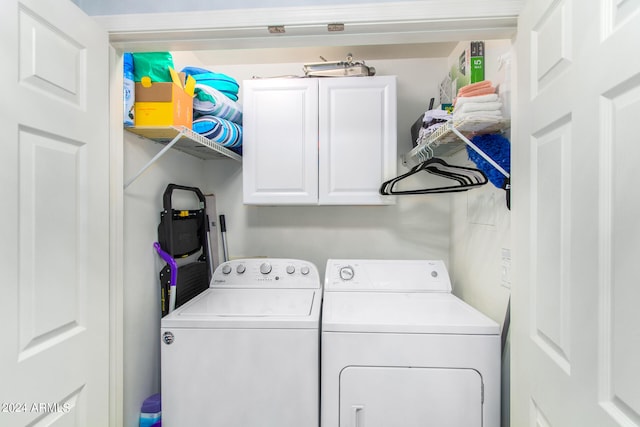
[243,76,397,205]
[243,78,319,204]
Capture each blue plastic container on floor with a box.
[139,393,161,427]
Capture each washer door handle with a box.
[351,405,364,427]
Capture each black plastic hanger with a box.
[380,157,488,195]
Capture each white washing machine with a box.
[161,258,322,427]
[321,259,500,427]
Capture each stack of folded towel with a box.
[452,81,503,122]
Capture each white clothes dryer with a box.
[321,259,500,427]
[161,258,321,427]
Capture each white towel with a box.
[454,93,499,107]
[454,101,503,114]
[453,110,503,121]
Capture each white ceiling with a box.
[191,42,459,66]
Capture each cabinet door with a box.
[243,79,318,205]
[318,77,397,205]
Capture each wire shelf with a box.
[409,117,508,161]
[408,116,510,177]
[126,126,242,162]
[124,126,242,189]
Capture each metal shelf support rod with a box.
[451,127,510,178]
[124,130,185,189]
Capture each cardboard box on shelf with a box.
[134,67,195,128]
[449,40,486,96]
[470,41,485,84]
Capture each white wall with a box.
[122,52,454,425]
[122,41,516,425]
[171,53,454,276]
[444,39,513,427]
[123,135,206,427]
[445,39,512,324]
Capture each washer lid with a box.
[161,288,321,329]
[322,292,499,335]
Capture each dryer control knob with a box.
[301,266,310,275]
[339,266,355,281]
[236,264,246,274]
[221,264,232,275]
[286,265,296,274]
[260,262,272,274]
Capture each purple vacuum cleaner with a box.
[154,242,178,313]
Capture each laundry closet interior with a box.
[107,6,515,426]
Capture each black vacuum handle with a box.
[162,183,206,211]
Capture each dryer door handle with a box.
[351,405,364,427]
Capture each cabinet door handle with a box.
[351,405,364,427]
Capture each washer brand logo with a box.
[163,331,175,345]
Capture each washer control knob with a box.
[221,264,232,275]
[431,270,438,278]
[300,266,310,275]
[260,262,272,274]
[286,265,296,274]
[236,264,246,274]
[339,266,355,281]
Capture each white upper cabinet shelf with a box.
[242,76,397,205]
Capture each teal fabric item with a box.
[181,67,239,101]
[193,74,238,101]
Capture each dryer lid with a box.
[161,288,321,329]
[322,292,499,335]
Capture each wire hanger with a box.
[380,157,488,195]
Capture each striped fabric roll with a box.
[192,115,243,149]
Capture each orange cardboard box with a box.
[134,68,195,128]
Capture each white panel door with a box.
[513,0,640,426]
[243,78,319,205]
[0,0,110,425]
[318,77,397,205]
